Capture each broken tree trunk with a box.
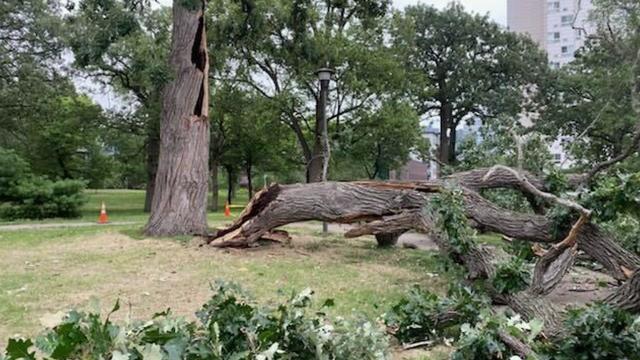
[144,0,210,236]
[207,166,640,334]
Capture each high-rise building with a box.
[507,0,595,68]
[508,1,596,168]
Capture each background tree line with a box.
[2,0,640,230]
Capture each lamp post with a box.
[315,67,334,234]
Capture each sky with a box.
[394,0,506,25]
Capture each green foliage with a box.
[544,168,569,194]
[506,239,536,261]
[1,282,390,360]
[491,258,530,295]
[393,3,550,163]
[602,215,640,254]
[546,205,574,240]
[583,172,640,222]
[429,188,476,254]
[452,314,543,360]
[384,285,488,344]
[456,128,553,176]
[0,148,87,220]
[209,0,406,180]
[542,304,640,359]
[335,101,427,180]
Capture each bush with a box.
[1,281,390,360]
[0,148,86,220]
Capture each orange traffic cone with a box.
[98,202,109,224]
[224,202,231,217]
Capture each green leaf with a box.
[5,339,35,360]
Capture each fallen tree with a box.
[207,166,640,339]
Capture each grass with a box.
[0,189,453,358]
[0,188,250,226]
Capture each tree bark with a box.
[438,103,452,167]
[144,0,210,236]
[246,159,253,199]
[144,122,160,213]
[226,165,234,205]
[210,157,219,212]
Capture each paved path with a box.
[0,221,139,231]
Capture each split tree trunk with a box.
[144,0,210,236]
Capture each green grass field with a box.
[0,189,450,359]
[0,189,250,225]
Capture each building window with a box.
[561,46,568,53]
[553,153,562,163]
[561,15,573,25]
[554,32,560,40]
[548,1,560,12]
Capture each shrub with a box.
[0,148,86,220]
[384,285,488,344]
[0,178,87,220]
[1,281,390,360]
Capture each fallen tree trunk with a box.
[209,179,639,280]
[207,167,640,335]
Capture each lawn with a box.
[0,189,452,359]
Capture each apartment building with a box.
[508,0,595,67]
[508,0,596,167]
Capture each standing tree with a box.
[66,3,171,211]
[208,0,404,182]
[392,4,549,166]
[144,0,210,236]
[336,101,428,179]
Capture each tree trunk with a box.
[438,103,453,167]
[210,157,219,212]
[448,121,457,164]
[246,160,253,199]
[144,122,160,213]
[226,166,234,205]
[144,0,210,236]
[308,78,330,183]
[207,168,640,336]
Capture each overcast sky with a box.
[394,0,506,25]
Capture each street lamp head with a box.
[315,67,334,81]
